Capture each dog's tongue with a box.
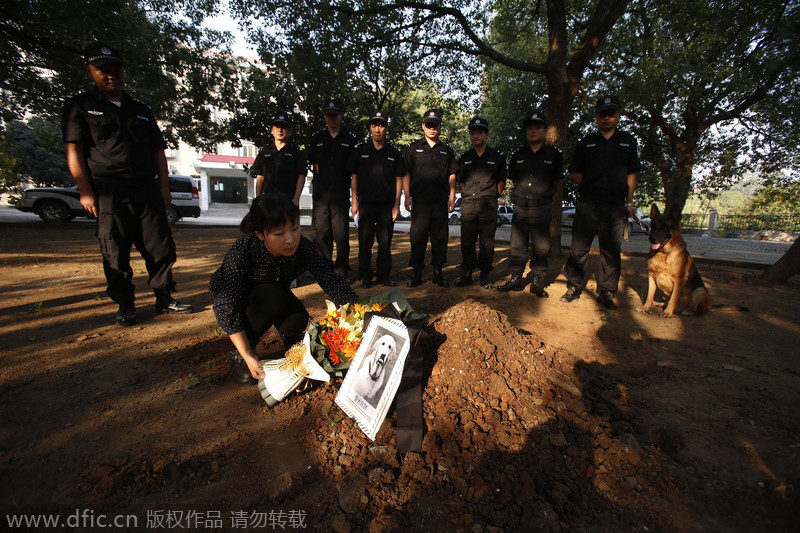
[651,243,662,251]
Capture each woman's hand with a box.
[229,331,265,379]
[242,351,265,380]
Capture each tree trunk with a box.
[760,237,800,283]
[663,145,694,212]
[545,66,574,259]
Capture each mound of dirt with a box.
[3,225,797,531]
[267,299,682,531]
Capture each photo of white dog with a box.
[335,315,411,440]
[352,333,397,407]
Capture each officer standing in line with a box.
[62,42,192,326]
[453,117,506,288]
[403,110,459,288]
[308,99,357,278]
[252,113,307,205]
[347,111,406,288]
[561,95,641,309]
[498,110,563,297]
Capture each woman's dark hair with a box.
[240,193,300,234]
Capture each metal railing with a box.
[681,212,800,235]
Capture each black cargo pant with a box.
[508,203,551,277]
[95,180,176,305]
[408,200,449,271]
[244,283,308,349]
[357,202,395,280]
[459,196,498,272]
[313,188,350,277]
[564,200,626,293]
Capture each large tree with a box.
[1,0,237,151]
[231,0,632,254]
[603,0,800,212]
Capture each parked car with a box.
[166,174,201,224]
[17,175,200,224]
[497,204,513,226]
[17,185,87,223]
[561,205,651,233]
[448,196,462,225]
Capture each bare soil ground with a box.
[1,222,798,532]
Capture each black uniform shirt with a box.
[508,144,564,207]
[346,141,407,205]
[457,145,506,200]
[308,129,357,190]
[403,138,459,203]
[251,143,307,197]
[210,234,358,335]
[62,90,167,181]
[570,129,641,204]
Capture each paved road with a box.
[2,206,793,266]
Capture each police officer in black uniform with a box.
[403,110,459,288]
[454,117,506,287]
[252,113,307,204]
[308,99,357,278]
[562,95,641,309]
[63,42,192,326]
[347,111,406,288]
[498,110,563,297]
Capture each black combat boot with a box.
[497,273,524,292]
[453,269,472,287]
[407,269,423,287]
[115,303,136,326]
[560,286,581,303]
[432,266,450,288]
[597,290,618,310]
[530,275,549,298]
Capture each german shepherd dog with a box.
[637,204,712,317]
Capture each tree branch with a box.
[326,1,548,74]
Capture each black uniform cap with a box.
[595,95,621,113]
[468,117,489,130]
[523,109,547,126]
[323,99,343,114]
[369,110,388,125]
[272,113,293,127]
[422,110,442,125]
[84,42,126,68]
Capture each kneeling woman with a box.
[210,193,358,384]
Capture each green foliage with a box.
[0,0,236,151]
[226,0,475,153]
[745,178,800,217]
[480,0,550,155]
[0,117,70,190]
[603,0,800,210]
[185,360,222,389]
[185,368,222,389]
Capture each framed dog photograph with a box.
[335,315,410,440]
